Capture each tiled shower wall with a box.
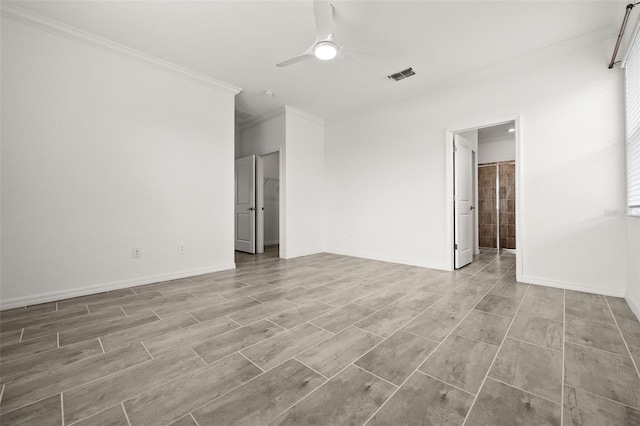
[478,162,516,249]
[499,163,516,249]
[478,166,497,248]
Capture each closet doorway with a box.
[258,152,280,253]
[477,122,516,251]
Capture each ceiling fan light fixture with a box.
[314,41,338,60]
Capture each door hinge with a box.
[454,243,458,250]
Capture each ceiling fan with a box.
[276,0,375,68]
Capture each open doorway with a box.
[449,118,520,275]
[258,152,280,254]
[234,150,282,257]
[477,122,516,252]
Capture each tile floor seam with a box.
[471,308,514,320]
[561,289,566,426]
[121,402,133,426]
[604,297,640,380]
[563,381,640,411]
[398,328,440,345]
[186,346,210,367]
[460,265,531,426]
[237,350,265,373]
[564,311,617,327]
[565,296,608,306]
[565,339,635,359]
[292,357,329,380]
[137,340,154,360]
[18,328,24,343]
[505,335,563,353]
[225,315,244,328]
[414,370,476,396]
[61,392,65,426]
[98,337,105,354]
[257,353,384,424]
[361,259,512,426]
[306,321,337,336]
[188,412,201,426]
[350,362,400,388]
[53,344,161,404]
[0,384,4,405]
[120,307,127,317]
[0,393,60,418]
[167,354,306,422]
[265,304,341,330]
[57,332,60,349]
[187,312,201,324]
[227,301,301,326]
[487,376,562,407]
[450,332,501,348]
[351,324,389,340]
[238,323,340,373]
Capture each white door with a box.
[454,134,474,269]
[235,155,256,253]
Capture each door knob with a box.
[470,206,475,211]
[247,207,255,211]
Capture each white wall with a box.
[237,113,285,159]
[1,17,237,308]
[238,113,286,254]
[238,108,324,258]
[627,217,640,317]
[325,39,628,296]
[478,137,516,163]
[284,107,325,258]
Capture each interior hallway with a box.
[1,249,639,425]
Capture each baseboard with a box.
[520,274,626,298]
[625,296,640,322]
[325,249,449,271]
[281,249,324,259]
[0,263,236,310]
[264,240,279,245]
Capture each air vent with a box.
[388,67,416,81]
[235,109,254,121]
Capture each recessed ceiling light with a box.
[507,128,515,133]
[314,41,338,60]
[264,90,274,97]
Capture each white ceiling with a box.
[6,1,634,123]
[478,122,516,144]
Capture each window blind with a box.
[626,25,640,217]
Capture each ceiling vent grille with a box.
[388,67,416,81]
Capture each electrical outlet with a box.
[132,248,141,258]
[178,243,186,254]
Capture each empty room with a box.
[2,1,640,425]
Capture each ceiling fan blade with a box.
[313,0,333,40]
[339,47,381,64]
[276,52,314,68]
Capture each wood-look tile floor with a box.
[1,247,640,425]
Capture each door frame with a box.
[255,149,283,256]
[445,115,523,281]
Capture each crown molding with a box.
[238,105,325,131]
[0,3,242,95]
[237,108,286,131]
[327,28,617,124]
[285,106,325,125]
